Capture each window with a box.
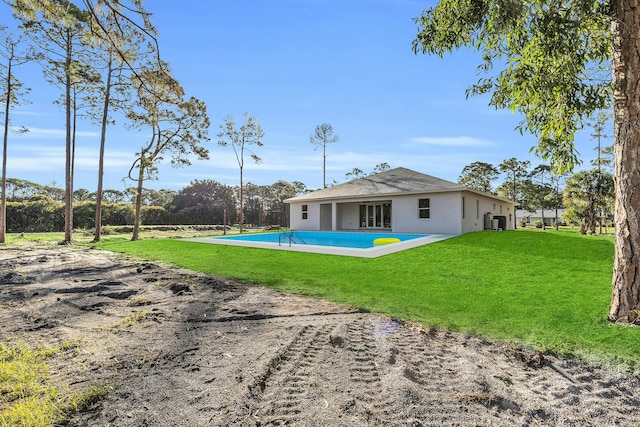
[500,204,503,214]
[302,205,308,220]
[476,200,479,219]
[418,198,430,219]
[462,197,465,219]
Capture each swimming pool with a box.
[215,231,428,249]
[186,231,454,258]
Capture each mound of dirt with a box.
[1,246,639,426]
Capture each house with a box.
[285,167,517,234]
[516,209,567,227]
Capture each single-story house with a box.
[285,167,517,234]
[516,209,567,227]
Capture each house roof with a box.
[286,167,513,203]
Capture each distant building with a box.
[516,209,567,227]
[285,167,517,234]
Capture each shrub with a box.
[534,220,543,228]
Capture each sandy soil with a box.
[1,245,639,427]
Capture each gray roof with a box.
[286,167,468,202]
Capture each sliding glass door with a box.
[359,203,391,229]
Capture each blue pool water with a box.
[216,231,428,249]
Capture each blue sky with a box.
[4,0,605,193]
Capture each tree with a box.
[372,162,391,174]
[458,161,498,193]
[413,1,640,323]
[590,110,614,171]
[0,26,31,244]
[172,179,236,225]
[498,158,530,229]
[267,180,297,227]
[127,63,210,240]
[291,180,308,196]
[345,167,365,180]
[88,14,144,242]
[564,169,614,234]
[530,164,552,230]
[102,189,126,204]
[73,188,92,202]
[14,0,92,244]
[218,113,264,233]
[588,110,614,233]
[310,123,339,188]
[549,171,568,230]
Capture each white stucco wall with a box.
[390,193,462,234]
[460,192,516,232]
[289,202,321,230]
[339,203,360,230]
[288,191,515,234]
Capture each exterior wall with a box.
[320,204,332,230]
[460,191,516,232]
[288,191,515,234]
[289,202,321,230]
[391,193,462,234]
[339,203,360,230]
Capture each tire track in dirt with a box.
[341,319,405,426]
[233,317,415,426]
[248,323,334,425]
[383,326,517,425]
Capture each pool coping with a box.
[183,233,457,258]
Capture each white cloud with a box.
[12,127,100,139]
[409,136,494,147]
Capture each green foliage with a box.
[171,179,237,224]
[0,341,109,426]
[563,168,614,233]
[413,0,612,173]
[6,200,64,232]
[122,311,149,326]
[458,161,499,193]
[4,200,136,232]
[141,205,171,225]
[96,230,640,373]
[498,157,530,202]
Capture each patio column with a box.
[332,203,337,231]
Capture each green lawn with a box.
[93,228,638,373]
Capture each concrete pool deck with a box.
[183,233,457,258]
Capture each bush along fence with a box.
[6,201,137,233]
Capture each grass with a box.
[91,227,640,374]
[0,341,110,427]
[3,226,638,372]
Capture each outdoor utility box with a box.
[493,215,507,230]
[484,212,493,230]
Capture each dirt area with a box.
[1,245,639,426]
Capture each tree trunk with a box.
[239,166,244,233]
[63,30,73,244]
[609,0,640,323]
[93,54,113,243]
[131,165,145,241]
[0,54,12,244]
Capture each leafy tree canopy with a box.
[413,0,612,173]
[458,161,499,193]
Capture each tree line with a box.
[2,177,308,232]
